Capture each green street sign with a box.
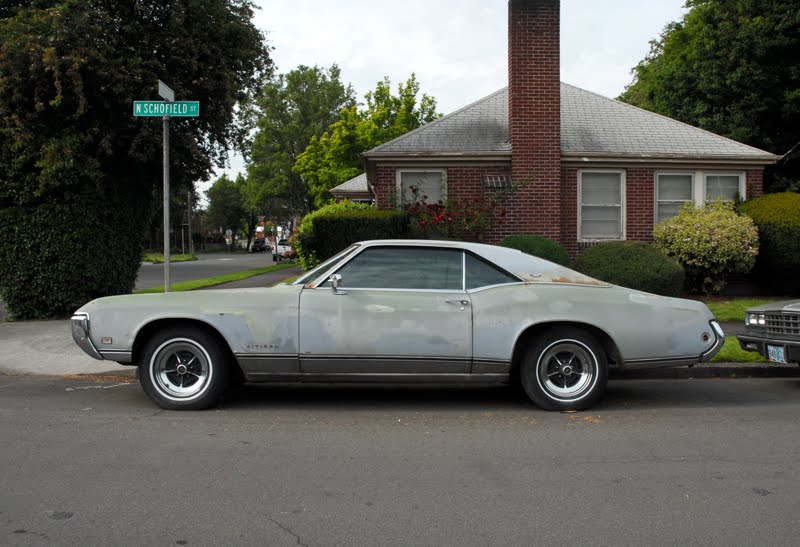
[133,101,200,117]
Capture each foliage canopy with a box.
[245,64,356,215]
[294,74,439,207]
[619,0,800,189]
[0,0,271,318]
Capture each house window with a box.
[579,171,624,240]
[398,170,445,204]
[656,173,694,223]
[705,173,743,202]
[655,171,746,223]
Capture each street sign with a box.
[158,80,175,102]
[133,101,200,117]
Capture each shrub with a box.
[575,241,685,296]
[738,192,800,294]
[499,234,571,266]
[0,198,147,320]
[653,201,758,295]
[294,201,409,269]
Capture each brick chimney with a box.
[507,0,561,240]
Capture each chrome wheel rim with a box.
[150,339,212,400]
[537,340,597,401]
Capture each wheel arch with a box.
[509,321,621,381]
[131,318,242,378]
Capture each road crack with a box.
[269,518,307,547]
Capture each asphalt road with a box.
[135,252,283,289]
[2,375,799,545]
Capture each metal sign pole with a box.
[134,80,198,293]
[163,107,171,292]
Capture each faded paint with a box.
[73,239,720,375]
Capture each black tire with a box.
[138,326,230,410]
[520,327,608,411]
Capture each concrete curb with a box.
[610,362,800,380]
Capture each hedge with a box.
[575,241,685,297]
[499,234,571,266]
[738,192,800,294]
[0,197,147,319]
[294,201,409,269]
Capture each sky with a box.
[210,0,689,190]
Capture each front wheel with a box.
[521,327,608,411]
[138,327,229,410]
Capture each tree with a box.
[246,64,356,215]
[619,0,800,190]
[0,1,270,319]
[294,74,440,207]
[204,174,248,243]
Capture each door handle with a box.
[445,299,470,307]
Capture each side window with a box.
[465,253,518,290]
[335,247,463,290]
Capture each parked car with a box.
[250,238,268,253]
[737,300,800,364]
[273,238,292,260]
[72,239,723,411]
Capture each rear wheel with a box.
[138,327,229,410]
[521,327,608,411]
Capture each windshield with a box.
[293,244,361,285]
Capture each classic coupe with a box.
[72,239,724,411]
[737,300,800,364]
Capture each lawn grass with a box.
[142,253,197,264]
[711,336,768,363]
[134,262,297,294]
[703,297,777,322]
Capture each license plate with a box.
[767,345,787,364]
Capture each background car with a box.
[737,300,800,364]
[72,239,723,411]
[250,238,268,253]
[273,238,292,260]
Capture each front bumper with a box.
[71,313,104,361]
[737,333,800,364]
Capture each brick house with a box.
[335,0,779,255]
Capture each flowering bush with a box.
[403,186,509,241]
[653,201,758,295]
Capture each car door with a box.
[298,246,472,375]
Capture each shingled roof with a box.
[363,83,779,163]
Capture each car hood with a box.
[74,284,299,315]
[746,299,800,313]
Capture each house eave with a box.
[561,152,781,166]
[363,151,512,163]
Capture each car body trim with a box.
[98,350,133,363]
[241,372,510,383]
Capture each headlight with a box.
[745,312,766,326]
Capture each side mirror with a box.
[328,274,347,295]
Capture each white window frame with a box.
[702,172,745,203]
[655,172,695,224]
[396,169,447,205]
[578,169,626,242]
[654,170,746,224]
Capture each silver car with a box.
[72,239,724,411]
